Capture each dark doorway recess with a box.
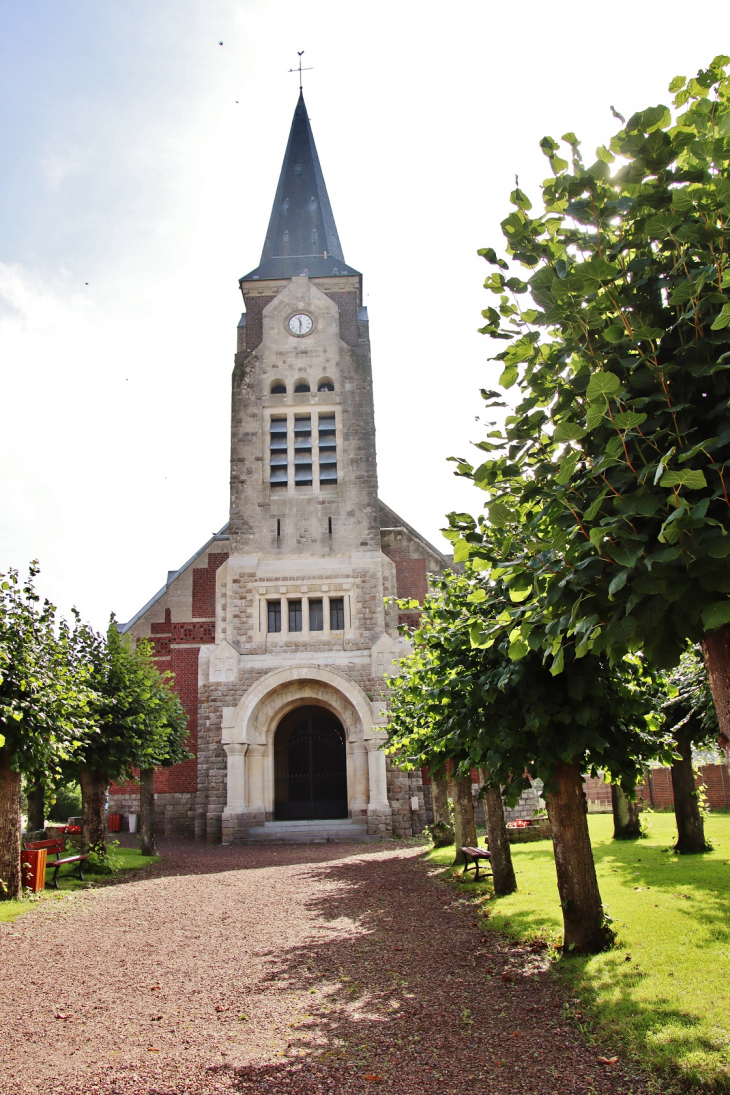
[274,705,348,820]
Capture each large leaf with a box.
[660,469,708,490]
[701,601,730,631]
[612,411,647,429]
[586,372,621,401]
[554,422,587,442]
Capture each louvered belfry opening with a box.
[274,705,348,820]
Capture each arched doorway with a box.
[274,705,348,820]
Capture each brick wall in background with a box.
[382,547,428,604]
[109,646,200,797]
[192,553,229,618]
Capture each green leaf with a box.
[488,502,512,526]
[554,422,587,442]
[556,451,580,485]
[583,489,608,522]
[603,325,626,344]
[613,411,647,429]
[669,75,687,92]
[660,469,708,490]
[453,539,471,563]
[589,527,605,549]
[711,303,730,330]
[477,247,509,270]
[509,585,533,603]
[549,647,564,675]
[609,570,630,598]
[500,365,519,389]
[586,371,621,401]
[586,406,607,430]
[701,601,730,631]
[510,187,532,211]
[467,588,487,603]
[508,638,529,661]
[707,535,730,558]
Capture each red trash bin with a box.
[108,813,121,832]
[21,848,47,892]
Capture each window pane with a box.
[288,600,303,632]
[267,601,281,633]
[309,599,323,631]
[330,597,345,631]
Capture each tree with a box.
[132,640,189,856]
[479,771,517,895]
[386,570,672,951]
[611,783,643,840]
[68,623,189,855]
[660,646,717,852]
[448,57,730,757]
[0,566,91,900]
[451,772,477,865]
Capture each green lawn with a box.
[427,812,730,1091]
[0,846,158,923]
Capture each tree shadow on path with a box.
[218,847,666,1095]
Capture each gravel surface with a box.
[1,840,662,1094]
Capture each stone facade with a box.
[112,98,450,842]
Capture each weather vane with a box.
[288,51,312,92]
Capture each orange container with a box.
[108,813,122,832]
[21,848,47,892]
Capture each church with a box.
[110,92,449,843]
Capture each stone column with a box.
[247,743,268,821]
[224,743,248,810]
[349,741,369,817]
[221,743,248,844]
[366,740,392,837]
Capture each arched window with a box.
[318,378,335,392]
[294,380,310,393]
[271,381,286,395]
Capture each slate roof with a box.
[241,92,360,283]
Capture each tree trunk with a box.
[79,768,108,853]
[479,771,517,896]
[452,774,477,866]
[611,784,642,840]
[0,748,23,901]
[431,771,450,828]
[139,768,158,857]
[671,727,709,854]
[703,624,730,751]
[27,780,45,833]
[546,758,612,953]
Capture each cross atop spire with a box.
[288,51,312,93]
[240,92,360,283]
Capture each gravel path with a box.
[1,840,660,1095]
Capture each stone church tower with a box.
[113,93,448,842]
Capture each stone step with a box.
[244,819,378,844]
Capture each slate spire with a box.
[241,92,360,282]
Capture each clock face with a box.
[288,313,313,336]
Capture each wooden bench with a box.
[23,838,88,890]
[460,845,492,882]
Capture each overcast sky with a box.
[0,1,727,629]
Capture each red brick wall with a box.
[153,647,200,793]
[639,765,730,810]
[382,546,428,604]
[192,553,229,618]
[109,646,200,796]
[583,775,613,808]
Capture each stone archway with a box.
[220,666,391,841]
[273,705,348,820]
